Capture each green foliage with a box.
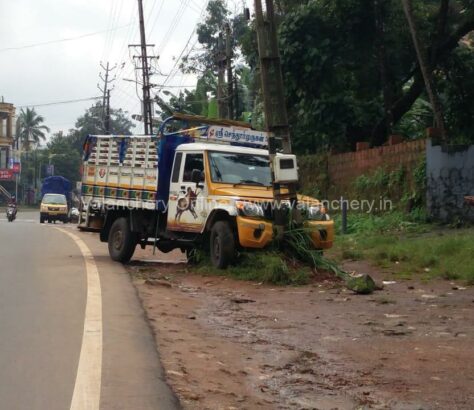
[283,224,376,293]
[46,132,82,183]
[73,102,134,137]
[394,97,433,137]
[333,210,428,235]
[172,0,474,150]
[197,251,310,285]
[336,224,474,284]
[437,45,474,144]
[16,108,50,151]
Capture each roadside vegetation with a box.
[330,211,474,284]
[194,225,376,294]
[195,251,313,286]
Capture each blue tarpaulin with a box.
[41,176,72,204]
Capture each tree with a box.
[74,102,134,136]
[16,108,50,151]
[181,0,229,74]
[401,0,447,141]
[46,132,82,183]
[179,0,250,121]
[69,102,135,153]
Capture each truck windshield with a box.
[43,194,67,205]
[208,151,272,186]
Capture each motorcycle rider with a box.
[7,195,17,217]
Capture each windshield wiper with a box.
[234,179,265,186]
[209,157,223,181]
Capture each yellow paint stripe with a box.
[57,228,102,410]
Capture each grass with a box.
[196,251,313,285]
[331,211,474,284]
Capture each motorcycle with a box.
[6,205,17,222]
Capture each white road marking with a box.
[56,228,103,410]
[0,218,37,223]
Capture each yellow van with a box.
[40,193,68,224]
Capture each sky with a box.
[0,0,244,137]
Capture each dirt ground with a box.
[129,248,474,410]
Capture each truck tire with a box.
[210,221,235,269]
[40,216,45,224]
[108,217,137,263]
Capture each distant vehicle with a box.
[41,176,72,207]
[40,194,68,223]
[6,205,16,222]
[69,207,80,223]
[79,114,334,267]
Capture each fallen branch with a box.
[283,225,376,294]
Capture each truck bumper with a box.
[236,216,273,248]
[305,220,334,250]
[41,212,68,221]
[236,217,335,250]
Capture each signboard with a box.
[206,126,269,147]
[12,162,21,174]
[0,169,14,181]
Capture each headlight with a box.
[236,201,264,218]
[304,205,330,221]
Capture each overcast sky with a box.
[1,0,244,138]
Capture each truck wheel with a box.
[210,221,235,269]
[40,216,45,224]
[108,217,137,263]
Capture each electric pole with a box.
[234,76,239,120]
[254,0,300,236]
[129,0,156,135]
[216,33,227,119]
[225,23,234,120]
[97,62,117,134]
[105,90,111,134]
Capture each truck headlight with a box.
[304,205,330,221]
[236,201,264,218]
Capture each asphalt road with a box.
[0,210,179,410]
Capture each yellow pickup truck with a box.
[79,115,334,267]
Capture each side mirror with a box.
[191,169,204,185]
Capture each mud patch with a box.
[129,250,474,409]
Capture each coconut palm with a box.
[16,108,50,151]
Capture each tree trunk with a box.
[401,0,447,142]
[374,0,393,140]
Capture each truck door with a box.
[167,152,207,232]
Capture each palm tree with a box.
[16,107,50,152]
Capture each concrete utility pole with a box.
[97,62,117,134]
[225,23,234,120]
[105,90,111,134]
[254,0,300,236]
[129,0,156,135]
[216,33,227,119]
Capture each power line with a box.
[0,24,133,52]
[18,96,102,108]
[159,0,209,88]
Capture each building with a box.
[0,99,16,201]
